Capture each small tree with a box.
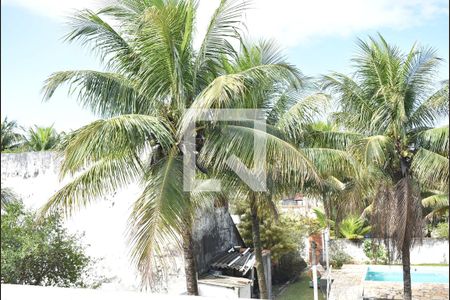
[24,125,61,151]
[1,201,105,287]
[363,240,388,264]
[338,216,371,240]
[1,117,24,152]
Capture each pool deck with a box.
[328,265,449,300]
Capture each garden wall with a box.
[1,151,241,292]
[330,238,449,264]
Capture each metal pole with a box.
[311,241,319,300]
[325,228,330,300]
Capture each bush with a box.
[237,208,306,262]
[329,243,352,269]
[433,222,449,239]
[363,240,388,264]
[338,216,371,240]
[1,201,107,287]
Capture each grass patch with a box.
[276,273,325,300]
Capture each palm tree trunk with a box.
[402,239,412,300]
[250,193,269,299]
[181,216,199,295]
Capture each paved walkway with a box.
[328,265,365,300]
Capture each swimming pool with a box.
[365,266,449,284]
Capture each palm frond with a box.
[127,150,187,286]
[415,126,449,156]
[60,115,174,177]
[408,80,449,128]
[411,148,449,192]
[301,148,359,179]
[64,8,139,71]
[42,70,155,117]
[304,129,363,150]
[39,154,143,217]
[350,135,393,167]
[200,123,320,188]
[276,93,330,140]
[193,0,248,92]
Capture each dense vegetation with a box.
[1,118,63,152]
[1,198,104,287]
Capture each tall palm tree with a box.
[191,39,357,298]
[25,125,60,151]
[1,117,24,152]
[39,0,302,294]
[322,35,449,299]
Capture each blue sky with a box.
[2,0,449,131]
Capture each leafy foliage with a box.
[1,117,24,152]
[312,208,335,232]
[1,201,105,287]
[329,243,352,269]
[1,187,16,210]
[432,222,449,239]
[24,125,61,151]
[363,240,388,264]
[338,216,371,240]
[236,205,305,262]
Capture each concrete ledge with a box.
[1,284,250,300]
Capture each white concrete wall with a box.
[0,152,239,294]
[330,238,449,264]
[198,284,239,299]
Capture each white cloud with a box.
[3,0,448,48]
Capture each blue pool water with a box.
[365,267,449,284]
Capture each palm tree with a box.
[25,125,60,151]
[322,35,449,299]
[39,0,302,294]
[1,117,24,151]
[192,39,358,298]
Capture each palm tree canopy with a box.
[40,0,310,287]
[25,125,61,151]
[323,35,449,254]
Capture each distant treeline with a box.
[1,117,67,152]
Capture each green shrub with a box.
[433,222,449,239]
[1,201,107,287]
[338,216,371,240]
[329,243,352,269]
[363,240,388,264]
[237,207,306,262]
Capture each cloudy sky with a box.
[2,0,449,131]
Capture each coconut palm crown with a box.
[322,34,449,300]
[39,0,311,294]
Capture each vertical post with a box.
[324,228,330,300]
[311,241,319,300]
